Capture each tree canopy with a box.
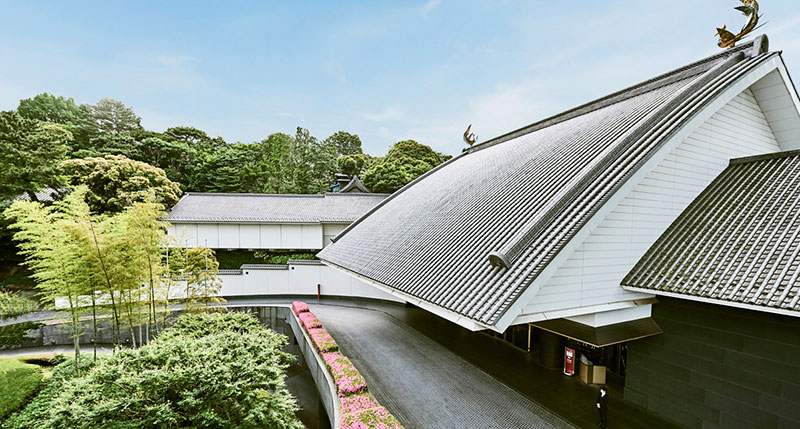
[91,98,142,135]
[17,93,97,152]
[0,111,71,202]
[60,155,182,214]
[362,139,445,193]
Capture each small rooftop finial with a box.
[463,124,478,147]
[716,0,762,49]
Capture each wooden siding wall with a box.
[521,88,781,316]
[625,297,800,428]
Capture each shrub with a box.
[339,392,378,415]
[9,313,302,428]
[299,312,322,330]
[322,352,367,396]
[3,357,101,429]
[340,406,403,429]
[308,328,338,353]
[0,357,43,421]
[0,291,38,319]
[291,301,309,315]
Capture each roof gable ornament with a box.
[463,124,478,147]
[716,0,763,49]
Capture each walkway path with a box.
[310,303,574,429]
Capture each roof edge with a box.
[466,39,759,155]
[622,286,800,318]
[730,149,800,165]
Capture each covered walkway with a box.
[305,299,680,429]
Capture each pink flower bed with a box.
[339,393,378,415]
[308,328,339,353]
[322,352,368,395]
[299,312,322,330]
[340,406,403,429]
[292,301,310,315]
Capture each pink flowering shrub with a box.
[339,393,378,415]
[292,301,310,315]
[322,352,367,395]
[299,312,322,330]
[308,328,339,353]
[340,406,403,429]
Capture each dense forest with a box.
[0,92,452,286]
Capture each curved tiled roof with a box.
[165,192,389,223]
[319,38,778,327]
[622,150,800,315]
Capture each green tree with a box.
[325,131,363,156]
[17,93,97,153]
[90,98,142,135]
[5,192,94,373]
[0,111,71,202]
[60,155,182,213]
[337,153,374,176]
[183,247,224,311]
[362,139,444,193]
[285,127,338,194]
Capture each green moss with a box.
[0,357,44,420]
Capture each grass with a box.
[0,357,44,420]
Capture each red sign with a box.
[564,347,575,376]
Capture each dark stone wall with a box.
[625,297,800,429]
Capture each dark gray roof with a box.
[319,38,778,327]
[14,188,63,202]
[165,192,389,223]
[622,150,800,314]
[530,317,662,348]
[339,175,370,193]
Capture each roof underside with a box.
[165,192,388,223]
[530,317,663,348]
[622,150,800,314]
[319,39,778,327]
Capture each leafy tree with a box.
[284,127,339,194]
[165,126,226,149]
[73,133,140,159]
[5,192,94,373]
[90,98,142,134]
[362,139,444,193]
[0,291,38,319]
[135,136,197,190]
[0,111,71,202]
[60,155,181,213]
[17,93,97,153]
[183,247,224,311]
[337,153,374,177]
[325,131,363,156]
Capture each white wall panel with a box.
[218,224,239,249]
[521,88,781,317]
[301,224,323,249]
[260,225,282,248]
[281,225,304,249]
[239,225,261,249]
[196,224,219,248]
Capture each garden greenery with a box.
[3,312,302,429]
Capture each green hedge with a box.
[0,357,43,420]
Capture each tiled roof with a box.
[165,192,389,224]
[622,150,800,315]
[319,38,778,327]
[339,175,370,193]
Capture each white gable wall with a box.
[518,87,781,319]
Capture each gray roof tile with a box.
[319,39,779,326]
[165,192,389,224]
[622,150,800,314]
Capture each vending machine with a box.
[564,346,575,376]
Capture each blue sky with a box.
[1,1,798,156]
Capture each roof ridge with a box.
[730,149,800,165]
[184,192,326,198]
[466,39,758,154]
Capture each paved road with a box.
[310,303,575,429]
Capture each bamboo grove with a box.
[4,186,223,374]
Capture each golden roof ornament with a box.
[463,124,477,147]
[716,0,762,49]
